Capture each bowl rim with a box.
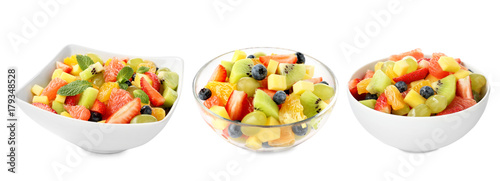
[16,44,184,126]
[348,54,491,120]
[192,47,339,128]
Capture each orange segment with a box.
[268,126,295,147]
[205,81,236,105]
[97,82,119,102]
[410,80,431,93]
[357,78,371,94]
[384,85,406,110]
[151,107,166,121]
[278,94,307,124]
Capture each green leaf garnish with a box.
[119,82,129,90]
[76,55,94,71]
[133,89,150,104]
[137,66,150,74]
[116,66,134,83]
[57,80,92,96]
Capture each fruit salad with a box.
[30,54,179,124]
[349,49,487,117]
[197,50,335,150]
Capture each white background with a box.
[1,0,500,180]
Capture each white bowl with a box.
[16,44,184,154]
[348,56,490,153]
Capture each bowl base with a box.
[399,148,439,153]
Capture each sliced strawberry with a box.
[374,93,391,113]
[437,96,476,116]
[305,77,323,84]
[429,53,450,79]
[393,68,429,84]
[418,59,430,69]
[363,70,375,80]
[203,95,224,109]
[389,48,424,61]
[144,72,161,91]
[106,98,141,124]
[90,100,106,115]
[209,65,227,82]
[349,78,365,101]
[225,90,251,121]
[260,77,268,89]
[64,105,91,120]
[457,76,473,99]
[65,95,80,106]
[257,88,277,98]
[140,77,165,106]
[56,62,72,73]
[259,54,297,67]
[32,103,57,114]
[105,88,133,118]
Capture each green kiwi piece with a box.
[221,60,234,77]
[253,89,279,120]
[163,86,178,108]
[79,63,104,80]
[158,71,179,91]
[469,73,486,93]
[78,87,99,109]
[300,90,328,118]
[52,101,66,114]
[278,63,306,89]
[359,99,377,109]
[312,83,334,101]
[366,70,392,94]
[432,75,456,105]
[392,104,410,115]
[229,58,253,84]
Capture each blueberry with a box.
[125,80,132,86]
[198,88,212,100]
[292,124,308,136]
[365,93,378,100]
[319,81,329,85]
[273,91,287,105]
[296,52,305,64]
[131,74,136,81]
[251,64,267,80]
[420,86,435,99]
[395,81,407,93]
[262,142,271,148]
[247,55,255,59]
[228,124,242,138]
[140,105,152,115]
[88,112,102,122]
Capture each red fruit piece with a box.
[140,77,165,107]
[203,95,224,109]
[389,48,424,61]
[32,103,57,114]
[144,72,161,91]
[246,97,255,114]
[64,105,91,120]
[106,98,141,124]
[90,100,106,115]
[393,68,429,84]
[225,90,251,121]
[209,65,227,82]
[103,58,125,82]
[363,70,375,80]
[56,62,72,73]
[259,54,297,67]
[375,93,391,113]
[106,88,133,118]
[437,96,476,116]
[429,53,450,79]
[260,77,268,89]
[457,76,473,99]
[401,90,411,98]
[257,88,277,98]
[455,58,462,65]
[305,77,323,84]
[65,95,80,106]
[41,78,68,101]
[349,78,365,101]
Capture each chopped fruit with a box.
[394,81,408,93]
[432,75,456,105]
[209,65,227,82]
[313,83,335,101]
[225,90,251,121]
[78,87,99,109]
[203,93,224,109]
[70,64,82,76]
[388,48,424,61]
[366,70,392,94]
[392,104,410,115]
[393,59,409,77]
[266,59,279,76]
[144,72,161,91]
[63,55,78,66]
[33,103,57,114]
[55,95,66,103]
[410,80,431,93]
[429,53,450,79]
[251,64,267,80]
[454,69,471,79]
[241,111,267,136]
[268,127,295,147]
[359,99,377,109]
[300,90,328,118]
[357,78,371,94]
[393,67,429,85]
[374,62,384,72]
[231,50,247,62]
[349,78,365,100]
[305,65,315,79]
[403,56,418,74]
[419,86,435,99]
[258,88,277,98]
[470,73,487,93]
[209,106,231,130]
[162,86,178,108]
[52,101,65,114]
[106,88,133,118]
[305,77,323,84]
[141,77,165,107]
[437,96,476,115]
[425,74,439,83]
[384,85,406,110]
[253,90,279,119]
[41,78,68,101]
[32,96,49,105]
[292,81,314,95]
[220,61,234,77]
[236,77,261,97]
[457,76,473,99]
[132,73,152,88]
[267,74,287,91]
[31,84,44,96]
[438,56,461,73]
[229,58,253,84]
[56,62,73,73]
[103,58,125,82]
[418,59,430,69]
[79,62,104,80]
[278,63,306,89]
[425,95,447,114]
[374,93,391,113]
[106,98,141,124]
[279,94,306,124]
[245,136,263,150]
[90,100,106,115]
[363,70,375,79]
[257,117,281,142]
[151,107,166,121]
[259,54,297,67]
[137,61,157,74]
[64,105,91,120]
[61,111,72,118]
[404,90,426,108]
[59,72,77,83]
[65,95,79,106]
[408,104,432,117]
[205,81,236,105]
[97,82,119,102]
[272,90,286,105]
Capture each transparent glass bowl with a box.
[193,47,338,152]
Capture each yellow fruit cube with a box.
[60,111,72,118]
[209,106,230,130]
[231,50,247,62]
[403,90,427,108]
[393,59,409,77]
[292,81,314,95]
[267,59,279,76]
[32,96,49,105]
[137,62,156,74]
[302,74,313,80]
[70,64,82,76]
[52,69,64,79]
[438,56,460,73]
[59,72,77,83]
[55,95,66,103]
[132,73,152,88]
[268,74,287,91]
[31,84,44,96]
[245,136,262,150]
[357,78,371,94]
[63,55,77,66]
[305,65,315,79]
[425,74,439,83]
[454,69,471,79]
[257,117,281,142]
[410,80,431,93]
[374,62,384,72]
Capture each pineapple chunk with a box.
[403,90,427,108]
[302,74,313,80]
[425,74,439,83]
[374,62,384,72]
[267,59,279,76]
[55,95,66,103]
[231,50,247,62]
[31,84,44,96]
[438,56,460,73]
[292,81,314,95]
[63,55,77,66]
[246,136,263,150]
[393,59,409,77]
[454,69,471,79]
[257,117,281,142]
[52,69,64,79]
[32,96,49,105]
[60,111,72,118]
[209,106,230,130]
[305,65,315,79]
[59,72,76,83]
[70,64,82,76]
[268,74,287,91]
[132,73,152,88]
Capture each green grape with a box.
[425,95,447,114]
[403,56,418,73]
[87,53,103,64]
[236,77,261,97]
[157,67,171,74]
[408,104,432,117]
[381,61,395,72]
[253,52,267,58]
[92,73,105,87]
[130,115,157,124]
[127,58,144,72]
[126,85,140,96]
[470,73,486,93]
[392,104,410,115]
[241,111,267,136]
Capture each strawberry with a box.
[389,48,424,61]
[209,65,227,82]
[457,76,473,99]
[203,95,224,109]
[65,95,80,106]
[429,53,450,79]
[363,70,375,80]
[375,93,391,113]
[106,98,141,124]
[349,78,365,101]
[32,103,57,114]
[64,105,91,120]
[393,68,429,84]
[56,62,72,73]
[305,77,323,84]
[144,72,161,91]
[257,88,277,98]
[105,88,133,118]
[437,96,476,116]
[259,54,297,67]
[140,77,165,106]
[225,90,251,121]
[90,100,106,115]
[260,77,268,89]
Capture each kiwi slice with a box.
[253,89,279,119]
[300,90,328,118]
[158,71,179,91]
[79,62,104,80]
[277,63,306,89]
[470,73,486,93]
[78,87,99,109]
[52,101,66,114]
[163,86,178,108]
[432,75,456,105]
[221,60,234,77]
[229,58,253,84]
[366,70,392,94]
[359,99,376,109]
[312,83,334,101]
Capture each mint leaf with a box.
[76,55,94,71]
[132,89,150,104]
[116,66,134,83]
[137,66,149,74]
[119,82,129,90]
[57,80,92,96]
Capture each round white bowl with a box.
[16,44,183,154]
[348,56,490,152]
